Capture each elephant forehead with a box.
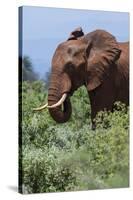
[58,40,85,50]
[57,40,86,56]
[52,40,86,66]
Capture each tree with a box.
[44,71,51,89]
[22,56,38,81]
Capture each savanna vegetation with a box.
[20,79,129,194]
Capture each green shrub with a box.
[20,81,129,193]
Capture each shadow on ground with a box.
[8,185,18,192]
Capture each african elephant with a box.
[34,27,129,127]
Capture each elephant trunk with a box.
[48,72,72,123]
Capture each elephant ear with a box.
[85,30,121,91]
[68,27,84,40]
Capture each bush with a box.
[20,81,129,193]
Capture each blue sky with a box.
[22,6,129,78]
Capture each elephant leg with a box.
[91,122,96,130]
[88,84,115,129]
[90,98,113,129]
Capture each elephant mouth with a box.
[69,90,75,96]
[64,86,75,96]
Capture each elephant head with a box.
[34,28,121,123]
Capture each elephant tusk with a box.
[33,93,67,111]
[48,93,67,108]
[33,103,48,111]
